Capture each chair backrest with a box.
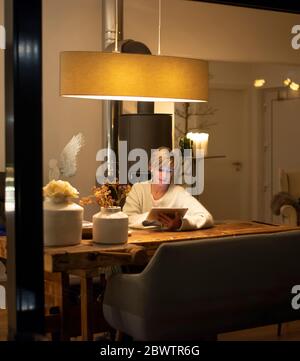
[280,169,300,200]
[137,230,300,337]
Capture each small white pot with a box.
[43,197,83,247]
[93,206,128,244]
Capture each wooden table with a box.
[0,236,147,340]
[0,220,299,340]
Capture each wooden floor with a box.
[0,309,300,341]
[219,321,300,341]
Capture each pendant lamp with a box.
[60,51,208,102]
[60,0,208,103]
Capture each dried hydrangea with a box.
[43,180,79,200]
[80,182,131,208]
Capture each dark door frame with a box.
[5,0,44,339]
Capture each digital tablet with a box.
[129,223,161,230]
[146,207,188,222]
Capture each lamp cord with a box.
[158,0,161,55]
[114,0,119,53]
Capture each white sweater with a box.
[123,181,214,231]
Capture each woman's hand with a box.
[157,212,182,230]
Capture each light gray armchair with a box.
[279,169,300,226]
[103,230,300,341]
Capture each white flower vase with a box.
[93,206,128,244]
[43,196,83,247]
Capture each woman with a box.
[123,147,214,231]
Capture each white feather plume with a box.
[59,133,85,177]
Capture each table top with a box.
[128,220,299,248]
[1,220,299,273]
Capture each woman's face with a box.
[150,149,174,185]
[152,166,173,184]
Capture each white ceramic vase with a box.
[93,206,128,245]
[43,196,83,247]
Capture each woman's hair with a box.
[150,146,174,170]
[150,146,175,184]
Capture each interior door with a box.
[271,97,300,222]
[198,89,250,221]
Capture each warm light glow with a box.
[186,132,193,141]
[283,78,292,86]
[290,82,300,91]
[254,79,266,87]
[63,95,204,103]
[186,132,209,156]
[60,52,208,102]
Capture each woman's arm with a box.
[177,190,214,231]
[123,184,149,225]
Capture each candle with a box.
[186,132,209,157]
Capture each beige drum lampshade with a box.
[60,51,208,102]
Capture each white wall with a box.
[175,88,251,220]
[124,0,300,64]
[209,61,300,89]
[43,0,102,219]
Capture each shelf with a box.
[190,155,226,160]
[204,155,226,159]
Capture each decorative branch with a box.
[195,105,218,116]
[175,102,219,141]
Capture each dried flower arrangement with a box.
[43,180,79,201]
[80,182,131,208]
